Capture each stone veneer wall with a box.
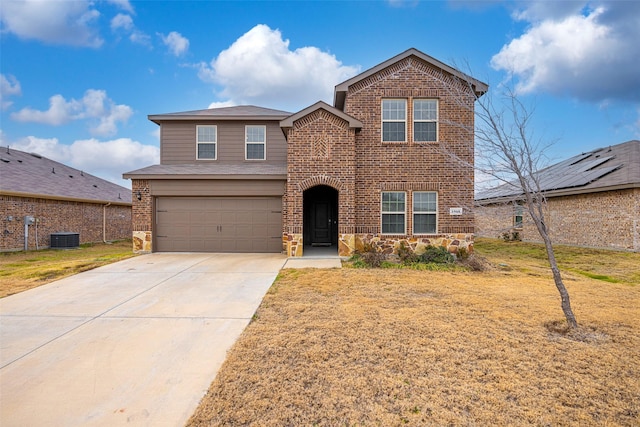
[475,188,640,252]
[0,194,131,251]
[339,233,473,257]
[131,179,153,253]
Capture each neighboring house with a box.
[475,140,640,252]
[124,48,488,256]
[0,148,132,251]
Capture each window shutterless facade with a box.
[245,125,266,160]
[381,191,406,234]
[514,204,524,229]
[382,99,407,142]
[196,125,217,160]
[413,191,437,234]
[413,99,438,142]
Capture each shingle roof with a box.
[0,148,132,204]
[280,101,363,129]
[149,105,292,124]
[476,140,640,202]
[123,163,287,179]
[334,48,489,110]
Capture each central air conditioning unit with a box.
[50,232,80,249]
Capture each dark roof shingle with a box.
[476,140,640,201]
[0,148,132,204]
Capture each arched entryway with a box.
[303,185,338,253]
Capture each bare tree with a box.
[473,85,578,328]
[435,68,579,329]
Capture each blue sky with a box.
[1,0,639,188]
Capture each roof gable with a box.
[476,140,640,201]
[149,105,292,124]
[280,101,363,129]
[334,48,488,110]
[0,148,131,204]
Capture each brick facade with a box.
[0,195,131,251]
[131,179,153,252]
[475,188,640,252]
[283,110,357,256]
[281,56,478,256]
[129,49,485,256]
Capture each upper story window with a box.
[196,125,217,160]
[382,99,406,142]
[413,99,438,142]
[413,191,437,234]
[245,125,266,160]
[381,191,406,234]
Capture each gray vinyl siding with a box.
[150,179,286,197]
[159,120,286,165]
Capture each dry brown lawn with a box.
[188,241,639,426]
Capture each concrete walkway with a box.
[0,253,286,427]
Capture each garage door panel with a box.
[155,196,282,253]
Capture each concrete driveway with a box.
[0,252,287,426]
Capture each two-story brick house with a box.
[124,48,488,256]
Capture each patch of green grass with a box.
[572,270,620,283]
[0,240,136,298]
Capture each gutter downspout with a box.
[103,203,111,244]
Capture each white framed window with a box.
[196,125,217,160]
[413,192,437,234]
[413,99,438,142]
[382,99,406,142]
[245,125,266,160]
[514,203,524,229]
[381,191,406,234]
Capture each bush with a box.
[397,241,419,264]
[459,254,491,272]
[357,242,386,268]
[419,245,455,264]
[456,246,470,260]
[500,231,522,242]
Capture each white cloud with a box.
[0,0,102,47]
[198,24,360,109]
[105,0,134,14]
[10,89,133,137]
[207,100,237,109]
[160,31,189,57]
[110,13,134,32]
[129,30,152,47]
[1,74,22,110]
[7,135,159,188]
[110,12,150,47]
[491,1,640,102]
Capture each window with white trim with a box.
[196,125,216,160]
[381,191,406,234]
[514,203,523,229]
[382,99,406,142]
[413,192,437,234]
[413,99,438,142]
[245,125,266,160]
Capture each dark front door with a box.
[303,185,338,247]
[311,200,332,245]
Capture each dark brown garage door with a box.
[155,197,282,252]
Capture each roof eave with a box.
[280,101,363,129]
[333,47,488,110]
[475,182,640,204]
[0,190,132,206]
[123,173,287,180]
[148,114,290,124]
